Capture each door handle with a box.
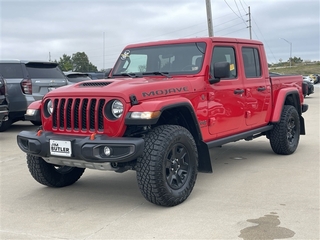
[257,87,266,91]
[234,89,245,94]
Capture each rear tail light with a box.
[21,79,32,94]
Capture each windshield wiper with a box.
[113,73,141,78]
[143,71,172,78]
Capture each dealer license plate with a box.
[50,140,72,157]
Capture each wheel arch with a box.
[270,88,305,134]
[271,89,302,121]
[155,103,212,173]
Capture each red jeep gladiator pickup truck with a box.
[17,37,308,207]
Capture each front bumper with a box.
[17,131,144,164]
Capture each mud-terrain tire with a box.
[136,125,198,207]
[0,118,12,132]
[27,154,85,187]
[269,105,300,155]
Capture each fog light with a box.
[103,146,111,156]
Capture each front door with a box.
[207,45,245,137]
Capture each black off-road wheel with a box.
[136,125,198,207]
[269,105,300,155]
[27,154,85,187]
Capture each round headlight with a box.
[47,100,53,115]
[111,100,123,118]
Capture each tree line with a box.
[270,56,310,67]
[55,52,98,72]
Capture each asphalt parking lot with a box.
[0,86,319,240]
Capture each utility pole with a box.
[280,38,292,67]
[205,0,214,37]
[247,6,252,39]
[49,52,51,62]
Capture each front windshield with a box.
[112,42,206,77]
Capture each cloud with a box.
[0,0,319,69]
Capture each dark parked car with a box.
[302,76,314,97]
[0,60,68,131]
[270,72,314,98]
[315,74,320,84]
[84,69,112,79]
[0,75,9,126]
[63,72,92,84]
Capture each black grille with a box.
[52,98,106,132]
[80,82,112,87]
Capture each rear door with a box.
[240,45,271,127]
[25,62,67,101]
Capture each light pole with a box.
[280,38,292,67]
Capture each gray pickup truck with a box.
[0,60,68,131]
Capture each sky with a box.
[0,0,319,71]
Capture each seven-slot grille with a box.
[52,98,106,132]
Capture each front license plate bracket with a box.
[50,140,72,157]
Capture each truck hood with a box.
[45,76,199,102]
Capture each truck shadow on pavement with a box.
[26,140,280,209]
[3,122,38,133]
[26,170,146,210]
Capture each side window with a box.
[242,47,261,78]
[210,46,237,79]
[0,63,24,78]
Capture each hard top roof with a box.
[124,37,263,48]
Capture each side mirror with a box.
[209,61,230,84]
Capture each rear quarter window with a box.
[26,63,65,78]
[0,63,24,78]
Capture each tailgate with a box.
[26,62,67,100]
